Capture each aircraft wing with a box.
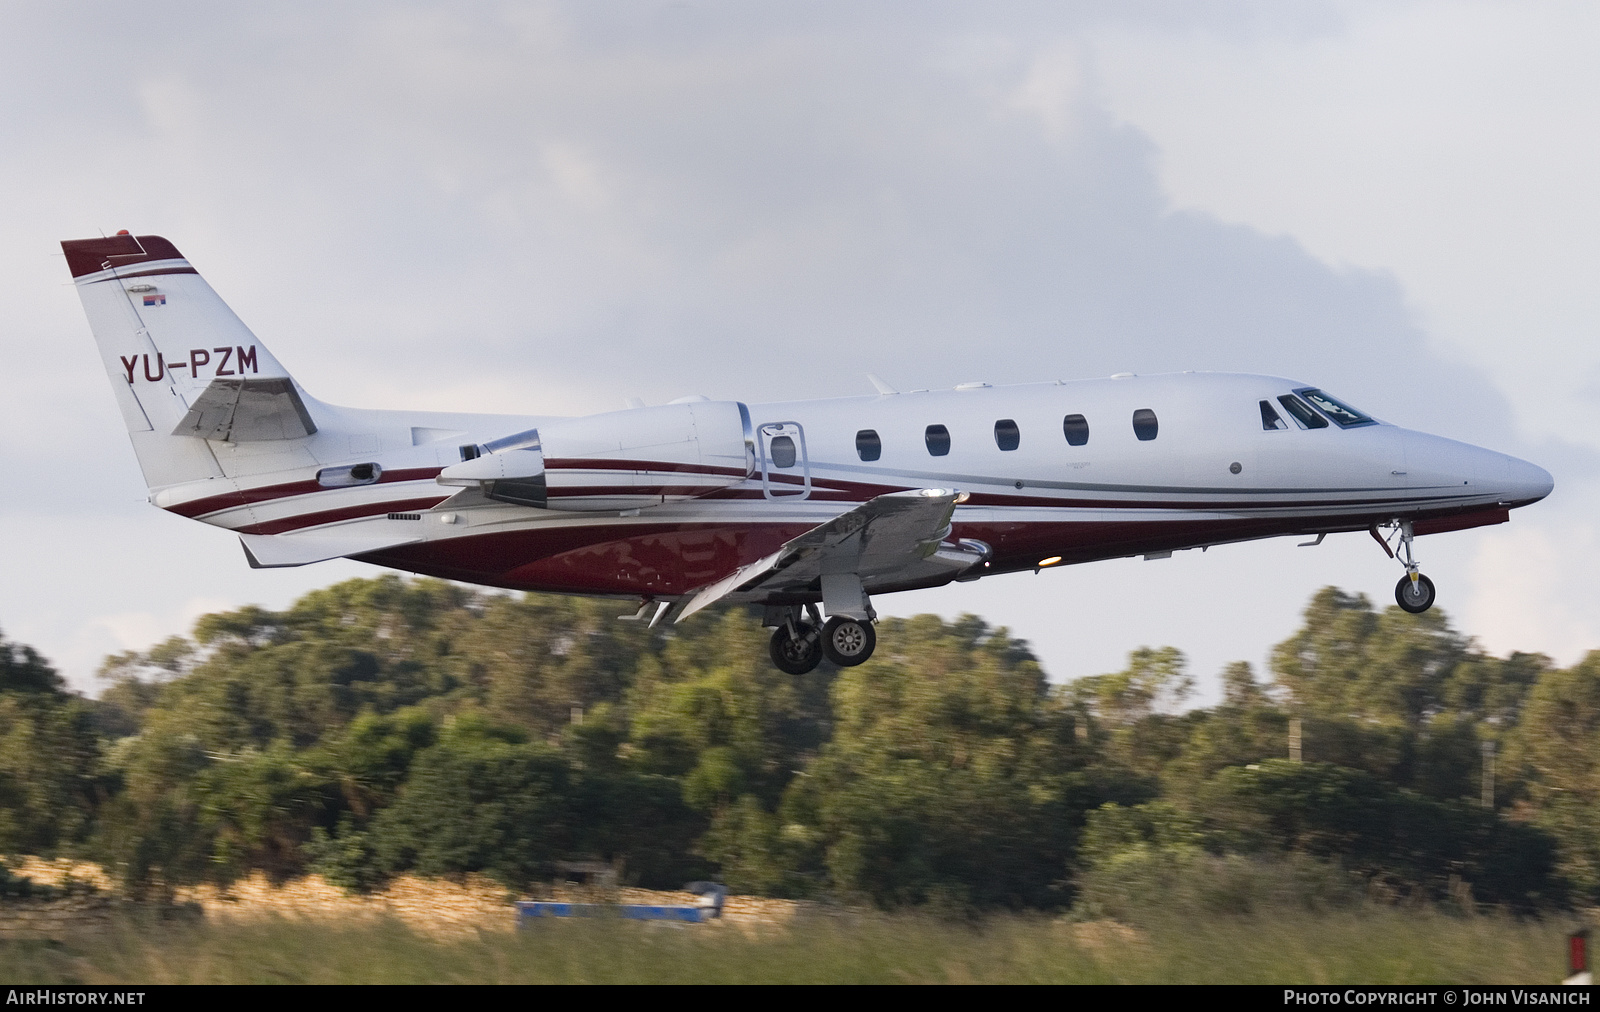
[678,489,974,620]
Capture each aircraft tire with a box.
[770,623,823,675]
[1395,574,1436,614]
[822,616,876,667]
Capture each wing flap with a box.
[677,489,967,620]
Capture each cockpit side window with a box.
[1260,400,1287,431]
[1277,394,1329,429]
[1297,388,1375,428]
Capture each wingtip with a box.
[866,374,897,395]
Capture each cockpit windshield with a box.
[1277,394,1328,429]
[1296,389,1375,428]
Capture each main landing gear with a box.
[1373,520,1436,614]
[765,604,877,674]
[769,607,823,675]
[822,616,876,667]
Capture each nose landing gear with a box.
[1373,520,1436,614]
[1396,572,1436,614]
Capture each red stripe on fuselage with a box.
[233,496,454,535]
[163,467,446,519]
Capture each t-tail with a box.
[62,233,317,492]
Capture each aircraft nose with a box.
[1400,431,1553,506]
[1500,454,1554,506]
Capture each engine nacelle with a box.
[438,400,755,511]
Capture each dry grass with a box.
[0,858,1583,983]
[0,907,1580,984]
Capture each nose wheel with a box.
[1395,573,1436,614]
[1374,520,1437,614]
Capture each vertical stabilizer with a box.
[61,233,317,490]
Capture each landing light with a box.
[1038,556,1062,567]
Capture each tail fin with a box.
[62,233,318,490]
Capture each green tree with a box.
[1509,652,1600,901]
[1270,588,1494,796]
[800,615,1088,908]
[1160,662,1290,795]
[371,716,573,888]
[1068,646,1194,780]
[1201,760,1559,908]
[0,631,102,858]
[1273,587,1470,729]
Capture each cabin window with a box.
[994,419,1020,451]
[855,429,881,462]
[925,424,951,456]
[1062,414,1089,446]
[1297,388,1375,428]
[1260,400,1288,431]
[1277,394,1329,429]
[769,435,797,468]
[1132,409,1159,441]
[317,462,382,488]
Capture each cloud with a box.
[1086,0,1600,450]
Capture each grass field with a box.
[0,906,1580,984]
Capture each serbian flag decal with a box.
[143,293,166,306]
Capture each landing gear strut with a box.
[1376,520,1436,614]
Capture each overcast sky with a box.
[3,1,1597,698]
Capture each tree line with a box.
[0,577,1594,912]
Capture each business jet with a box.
[62,233,1553,674]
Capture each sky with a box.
[2,1,1597,699]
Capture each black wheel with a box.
[1395,574,1436,614]
[821,616,876,667]
[770,623,822,675]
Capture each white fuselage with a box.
[150,372,1551,601]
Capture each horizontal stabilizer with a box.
[174,377,317,441]
[239,523,422,568]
